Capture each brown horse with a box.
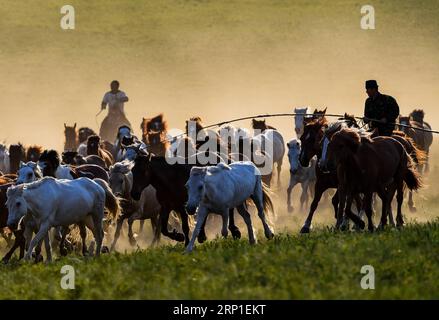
[399,109,433,173]
[86,135,114,167]
[251,119,277,132]
[141,114,168,139]
[8,143,26,174]
[62,151,107,169]
[64,123,79,151]
[26,145,43,163]
[325,129,422,230]
[140,114,170,157]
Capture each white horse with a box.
[251,129,285,187]
[0,144,10,174]
[16,161,43,184]
[185,161,274,252]
[294,107,311,137]
[286,139,316,212]
[108,160,161,250]
[6,177,114,259]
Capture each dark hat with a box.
[365,80,378,89]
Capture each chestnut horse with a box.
[87,135,114,167]
[141,114,170,157]
[325,129,422,230]
[8,143,26,174]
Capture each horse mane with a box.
[410,109,425,123]
[24,176,56,190]
[332,128,362,152]
[110,160,134,175]
[325,121,348,137]
[208,162,231,174]
[190,166,207,176]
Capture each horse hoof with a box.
[101,246,109,254]
[231,228,241,240]
[265,232,274,240]
[129,237,137,246]
[34,254,44,264]
[409,206,417,213]
[300,226,310,234]
[197,233,207,244]
[287,206,294,213]
[174,232,185,242]
[60,246,69,256]
[357,220,366,230]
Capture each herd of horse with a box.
[0,107,434,261]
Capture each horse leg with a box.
[331,190,339,219]
[300,182,327,233]
[396,181,405,228]
[159,208,184,242]
[236,204,256,245]
[221,210,229,238]
[185,206,208,253]
[150,215,161,247]
[2,230,23,263]
[228,208,241,239]
[377,189,390,230]
[139,220,145,235]
[287,174,295,213]
[25,222,50,261]
[408,190,416,212]
[344,195,365,231]
[78,222,88,256]
[110,215,125,252]
[127,216,137,246]
[277,160,282,188]
[252,179,274,239]
[197,217,208,244]
[335,188,346,230]
[179,208,191,246]
[363,193,375,232]
[300,182,308,211]
[43,233,52,262]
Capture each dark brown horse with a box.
[64,123,79,151]
[87,135,114,167]
[26,145,43,163]
[8,143,26,174]
[131,154,241,246]
[399,109,433,173]
[325,129,422,230]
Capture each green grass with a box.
[1,221,438,299]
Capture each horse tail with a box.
[94,178,121,222]
[406,136,427,165]
[262,181,274,215]
[403,151,423,191]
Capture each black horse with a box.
[131,154,241,246]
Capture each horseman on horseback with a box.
[363,80,400,136]
[99,80,132,142]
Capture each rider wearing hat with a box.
[363,80,400,136]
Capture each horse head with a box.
[16,161,42,184]
[185,166,207,215]
[87,135,101,155]
[38,149,60,177]
[299,118,327,167]
[130,153,152,201]
[5,185,27,230]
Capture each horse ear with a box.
[64,123,67,129]
[73,123,77,129]
[322,107,327,115]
